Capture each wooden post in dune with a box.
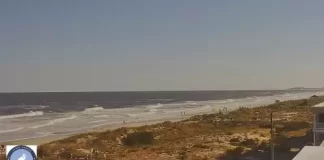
[270,112,274,160]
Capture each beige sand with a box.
[2,115,190,145]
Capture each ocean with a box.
[0,90,323,142]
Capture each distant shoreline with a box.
[288,87,324,90]
[0,89,314,94]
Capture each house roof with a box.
[321,141,324,146]
[312,102,324,108]
[293,146,324,160]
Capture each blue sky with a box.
[1,0,324,92]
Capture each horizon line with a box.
[1,88,323,94]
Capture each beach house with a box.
[311,102,324,145]
[292,102,324,160]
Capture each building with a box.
[311,102,324,146]
[293,146,324,160]
[293,102,324,160]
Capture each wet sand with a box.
[2,115,190,145]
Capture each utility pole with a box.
[270,112,275,160]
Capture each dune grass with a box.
[8,96,322,160]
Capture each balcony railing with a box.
[315,123,324,130]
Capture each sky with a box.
[1,0,324,92]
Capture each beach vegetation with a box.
[36,96,324,160]
[121,131,154,146]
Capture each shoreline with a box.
[36,96,322,160]
[2,92,323,146]
[2,115,191,145]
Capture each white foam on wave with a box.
[148,108,158,113]
[184,101,197,105]
[24,105,50,110]
[125,113,138,118]
[144,103,164,113]
[146,103,163,109]
[0,111,43,120]
[0,127,24,134]
[3,91,324,141]
[83,107,104,112]
[29,115,76,129]
[214,99,234,104]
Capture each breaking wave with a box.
[214,99,234,104]
[0,111,43,120]
[125,113,137,118]
[29,115,76,129]
[148,108,158,113]
[0,127,24,134]
[24,105,50,110]
[146,103,163,109]
[184,101,198,105]
[83,107,104,112]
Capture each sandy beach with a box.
[31,96,321,160]
[3,115,191,145]
[1,91,323,146]
[3,91,324,147]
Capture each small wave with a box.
[282,93,292,97]
[38,105,50,109]
[214,99,234,104]
[140,99,173,102]
[0,111,43,120]
[145,103,163,113]
[24,105,50,110]
[94,115,110,118]
[125,113,138,118]
[83,107,104,112]
[184,101,198,105]
[146,103,163,109]
[0,127,24,134]
[29,115,76,129]
[148,108,158,113]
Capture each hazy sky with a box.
[1,0,324,92]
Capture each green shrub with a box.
[258,141,269,150]
[240,139,258,148]
[225,146,245,157]
[230,137,241,143]
[192,144,209,149]
[300,99,308,106]
[58,151,72,159]
[275,125,285,133]
[122,131,154,146]
[178,150,188,160]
